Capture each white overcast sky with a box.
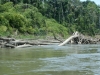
[80,0,100,5]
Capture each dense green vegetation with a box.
[0,0,100,37]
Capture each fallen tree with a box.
[58,31,100,46]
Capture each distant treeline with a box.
[0,0,100,37]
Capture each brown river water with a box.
[0,44,100,75]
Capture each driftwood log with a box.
[59,31,100,46]
[0,37,61,48]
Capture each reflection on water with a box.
[0,44,100,75]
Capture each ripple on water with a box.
[38,52,100,75]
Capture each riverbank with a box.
[0,33,100,48]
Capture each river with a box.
[0,44,100,75]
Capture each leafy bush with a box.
[0,26,7,35]
[45,19,68,37]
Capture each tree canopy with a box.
[0,0,100,37]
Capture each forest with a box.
[0,0,100,38]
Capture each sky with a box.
[80,0,100,5]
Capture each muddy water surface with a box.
[0,44,100,75]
